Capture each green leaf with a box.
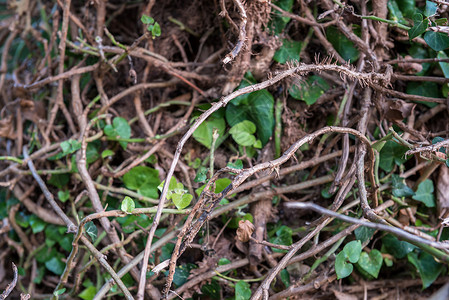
[424,0,438,17]
[104,117,131,149]
[53,288,66,296]
[173,193,193,210]
[101,149,114,159]
[382,234,416,258]
[280,269,290,287]
[226,87,275,146]
[230,120,257,147]
[151,23,161,38]
[121,196,135,213]
[388,0,407,24]
[269,0,294,34]
[326,26,359,62]
[201,280,221,299]
[412,179,435,207]
[435,18,448,25]
[58,190,70,203]
[29,215,46,234]
[408,13,428,40]
[343,240,362,263]
[171,264,197,287]
[392,174,415,197]
[194,166,208,183]
[269,225,292,253]
[354,226,376,244]
[289,75,329,105]
[408,251,443,289]
[227,159,243,169]
[141,14,154,25]
[123,166,160,198]
[84,221,97,242]
[60,139,82,156]
[379,141,410,172]
[45,257,65,275]
[406,81,439,108]
[235,281,252,300]
[424,31,449,51]
[273,39,302,64]
[192,116,226,149]
[335,251,354,279]
[78,286,97,300]
[357,250,383,278]
[397,0,417,18]
[48,173,70,189]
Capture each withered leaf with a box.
[0,115,16,139]
[236,220,255,242]
[383,99,416,122]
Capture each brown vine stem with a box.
[22,147,133,300]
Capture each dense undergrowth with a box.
[1,0,449,299]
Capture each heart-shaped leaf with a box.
[335,251,354,279]
[412,179,435,207]
[343,240,362,263]
[123,166,160,198]
[357,250,383,278]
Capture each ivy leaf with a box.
[45,257,65,275]
[273,39,302,64]
[408,13,428,40]
[173,193,193,210]
[57,190,70,203]
[123,166,160,198]
[408,251,443,289]
[392,174,415,198]
[357,250,383,278]
[424,0,438,17]
[326,26,359,62]
[269,225,292,253]
[412,179,436,207]
[382,234,416,259]
[192,116,226,149]
[78,286,97,300]
[226,88,274,146]
[141,14,154,25]
[235,281,252,300]
[229,120,257,147]
[379,141,410,172]
[104,117,131,149]
[342,240,362,264]
[121,196,135,213]
[289,75,329,105]
[84,221,97,242]
[424,31,449,51]
[335,251,354,279]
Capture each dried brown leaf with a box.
[236,220,255,242]
[383,99,416,122]
[0,115,16,139]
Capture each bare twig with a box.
[222,0,247,64]
[0,263,18,300]
[285,202,449,250]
